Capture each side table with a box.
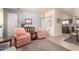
[30,32,37,41]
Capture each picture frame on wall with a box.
[25,19,32,24]
[57,18,61,23]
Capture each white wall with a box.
[55,9,73,36]
[54,9,62,36]
[73,8,79,22]
[0,8,3,26]
[43,10,55,36]
[0,8,3,37]
[73,8,79,16]
[72,9,79,30]
[43,9,73,36]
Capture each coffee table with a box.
[0,37,12,47]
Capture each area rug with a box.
[64,36,79,46]
[17,39,69,51]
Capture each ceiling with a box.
[9,8,53,13]
[62,8,75,15]
[9,8,77,16]
[19,8,53,13]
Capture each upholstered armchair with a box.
[14,28,31,48]
[36,27,47,39]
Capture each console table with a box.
[24,27,37,40]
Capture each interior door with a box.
[7,13,17,37]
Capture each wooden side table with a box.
[30,32,37,41]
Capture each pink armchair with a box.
[14,28,31,48]
[36,27,47,39]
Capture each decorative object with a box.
[25,19,32,24]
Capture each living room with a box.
[0,8,79,51]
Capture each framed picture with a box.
[57,18,61,23]
[25,19,32,24]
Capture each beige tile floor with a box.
[47,34,79,51]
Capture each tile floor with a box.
[47,34,79,51]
